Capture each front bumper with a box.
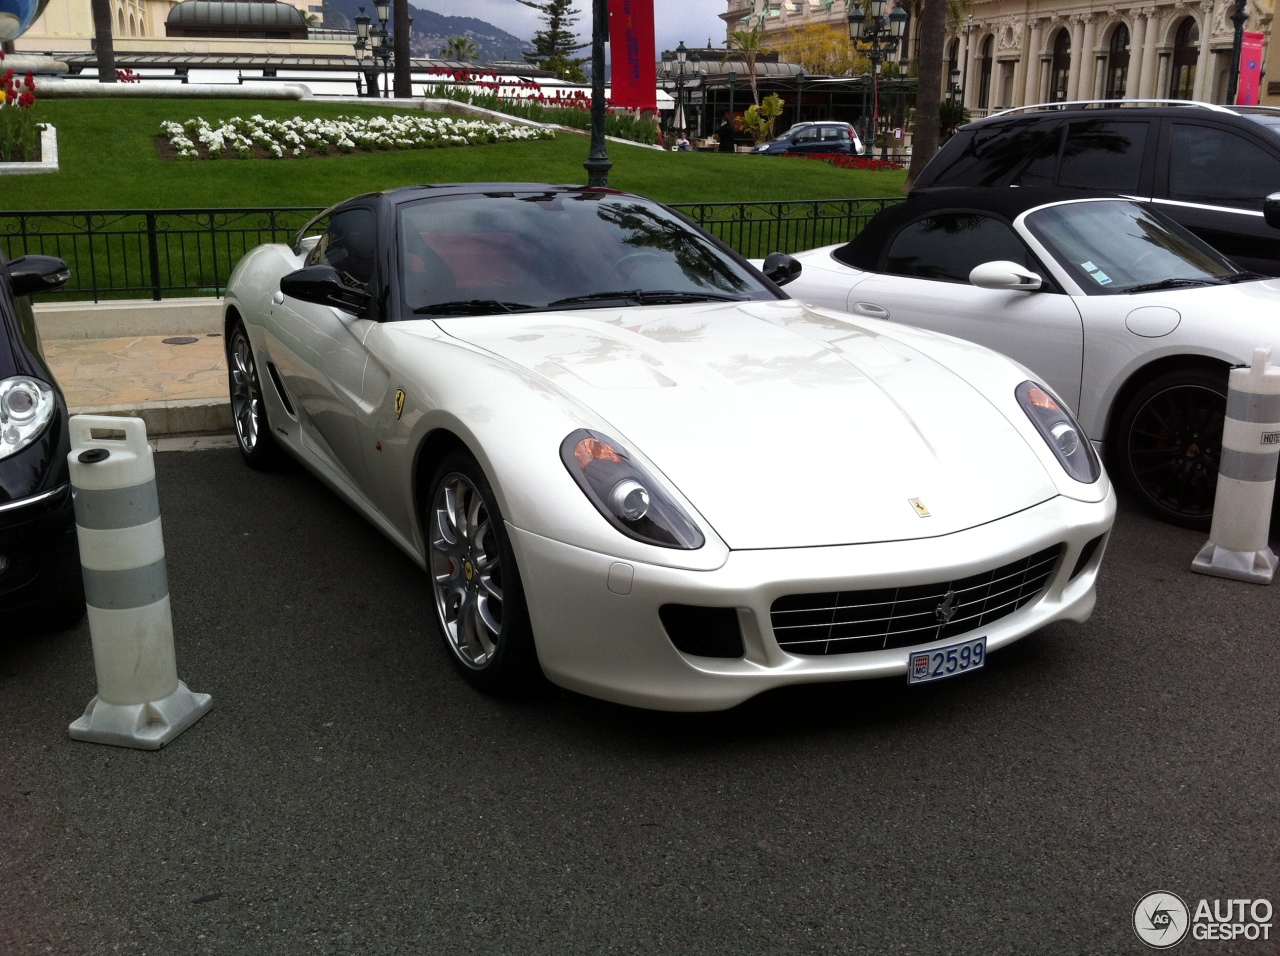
[0,483,81,618]
[510,491,1116,711]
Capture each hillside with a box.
[320,0,534,63]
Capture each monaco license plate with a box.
[907,636,986,685]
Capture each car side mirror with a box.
[7,255,70,297]
[280,265,372,314]
[1264,192,1280,230]
[969,260,1042,292]
[761,252,802,287]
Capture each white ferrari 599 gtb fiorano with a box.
[222,183,1115,711]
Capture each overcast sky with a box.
[425,0,728,57]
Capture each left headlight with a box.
[1016,381,1100,484]
[560,428,705,549]
[0,376,56,461]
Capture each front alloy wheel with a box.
[227,320,282,469]
[1117,368,1227,529]
[426,453,536,691]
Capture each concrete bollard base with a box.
[68,680,213,750]
[1190,541,1278,585]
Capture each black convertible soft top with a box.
[835,186,1124,270]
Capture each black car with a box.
[912,100,1280,274]
[0,251,85,632]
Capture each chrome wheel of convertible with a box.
[227,320,282,469]
[427,452,536,690]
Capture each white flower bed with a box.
[158,113,553,160]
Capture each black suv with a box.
[912,100,1280,274]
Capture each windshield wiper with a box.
[1221,271,1271,283]
[1123,277,1218,294]
[412,299,537,316]
[548,289,748,307]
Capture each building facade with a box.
[722,0,1277,112]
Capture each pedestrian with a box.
[675,129,691,151]
[716,111,736,153]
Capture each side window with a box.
[926,118,1060,187]
[794,128,819,144]
[1169,123,1280,206]
[884,213,1030,283]
[307,207,377,291]
[1056,120,1150,191]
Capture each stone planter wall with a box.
[0,126,59,175]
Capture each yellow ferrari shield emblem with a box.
[394,388,405,420]
[909,498,931,518]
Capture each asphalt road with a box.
[2,447,1276,955]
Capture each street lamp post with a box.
[949,66,961,104]
[1227,0,1249,105]
[583,0,612,187]
[847,0,907,154]
[374,0,392,99]
[354,8,371,97]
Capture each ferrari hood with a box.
[436,299,1060,549]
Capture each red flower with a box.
[24,71,34,89]
[17,91,34,108]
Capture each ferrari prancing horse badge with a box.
[394,388,405,420]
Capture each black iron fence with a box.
[0,198,902,302]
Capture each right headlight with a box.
[1016,381,1100,484]
[0,376,56,461]
[560,428,705,549]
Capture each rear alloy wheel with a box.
[1115,368,1228,529]
[426,452,537,692]
[227,320,283,470]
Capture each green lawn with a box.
[6,98,908,210]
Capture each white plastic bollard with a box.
[1191,347,1280,584]
[66,415,212,749]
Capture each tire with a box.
[226,319,284,470]
[425,451,539,693]
[1113,367,1228,529]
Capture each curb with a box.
[34,297,224,340]
[71,398,233,438]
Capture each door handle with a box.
[852,301,890,319]
[272,291,285,305]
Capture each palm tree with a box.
[726,26,767,105]
[441,35,479,63]
[904,0,946,188]
[90,0,116,83]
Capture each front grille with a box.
[770,545,1063,656]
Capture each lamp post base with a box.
[584,156,613,188]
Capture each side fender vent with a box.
[265,362,297,417]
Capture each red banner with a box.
[1237,31,1265,105]
[608,0,656,112]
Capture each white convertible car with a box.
[223,184,1114,711]
[777,187,1280,528]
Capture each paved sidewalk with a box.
[42,332,234,438]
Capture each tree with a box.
[90,0,116,83]
[904,0,945,189]
[773,22,863,77]
[740,93,785,144]
[441,35,479,62]
[519,0,587,82]
[726,25,768,105]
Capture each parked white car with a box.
[776,187,1280,528]
[222,184,1114,711]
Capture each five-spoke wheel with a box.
[426,452,536,690]
[227,319,282,469]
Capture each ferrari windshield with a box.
[396,190,778,316]
[1023,199,1243,295]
